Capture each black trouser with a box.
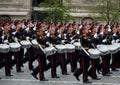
[74,49,90,81]
[26,47,35,70]
[47,54,59,77]
[88,58,100,78]
[101,54,111,75]
[4,52,12,76]
[59,53,67,74]
[32,53,47,80]
[115,51,120,68]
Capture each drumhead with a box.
[88,48,100,55]
[20,40,31,45]
[65,44,75,49]
[44,46,56,56]
[97,45,109,55]
[97,45,109,52]
[107,44,119,53]
[0,44,10,53]
[44,46,56,51]
[0,44,9,49]
[112,43,120,49]
[9,43,21,48]
[55,44,66,49]
[73,42,81,47]
[55,44,66,53]
[31,39,38,45]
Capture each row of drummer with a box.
[0,20,120,83]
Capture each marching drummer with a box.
[14,21,25,72]
[115,24,120,68]
[23,21,36,70]
[0,23,4,71]
[1,22,13,76]
[31,26,49,81]
[98,24,112,76]
[56,25,69,75]
[65,25,78,72]
[73,23,92,83]
[110,24,119,71]
[87,24,101,80]
[47,26,61,78]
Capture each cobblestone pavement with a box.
[0,60,120,85]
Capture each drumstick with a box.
[38,44,46,54]
[81,46,90,56]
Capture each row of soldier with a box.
[0,20,120,83]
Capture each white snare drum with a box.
[44,46,56,56]
[108,44,119,54]
[112,43,120,51]
[88,48,100,59]
[0,44,10,53]
[55,44,66,53]
[31,39,39,48]
[65,44,75,53]
[97,45,109,55]
[9,43,21,52]
[20,40,31,49]
[73,42,81,50]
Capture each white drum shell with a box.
[108,44,118,54]
[55,44,66,53]
[97,45,109,55]
[31,39,39,48]
[9,43,21,52]
[20,40,31,49]
[44,46,56,56]
[0,44,10,53]
[73,42,81,50]
[112,43,120,51]
[65,44,75,53]
[88,48,100,59]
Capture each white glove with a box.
[1,36,4,39]
[22,24,26,29]
[3,40,8,43]
[12,32,16,35]
[58,34,61,38]
[26,37,30,40]
[111,40,115,44]
[113,33,116,36]
[46,33,50,37]
[45,31,48,34]
[77,31,80,35]
[61,40,65,43]
[102,39,107,43]
[1,27,4,30]
[64,34,67,39]
[116,39,120,42]
[78,39,80,42]
[70,37,73,40]
[33,27,36,31]
[25,28,29,31]
[79,25,82,30]
[46,41,49,45]
[94,33,97,38]
[108,25,111,32]
[70,40,75,44]
[100,32,103,35]
[14,37,18,42]
[12,25,16,29]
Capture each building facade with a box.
[0,0,96,23]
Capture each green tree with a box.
[39,0,73,22]
[91,0,120,24]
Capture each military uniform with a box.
[73,27,92,83]
[31,29,49,81]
